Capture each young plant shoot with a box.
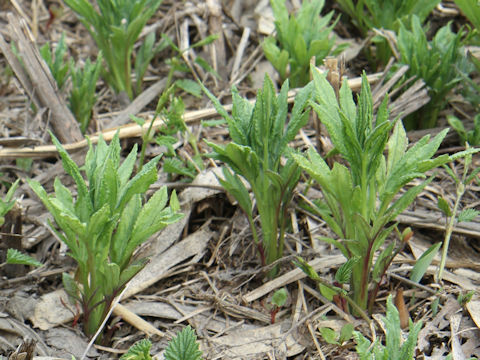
[263,0,346,88]
[28,133,182,339]
[203,75,314,278]
[63,0,163,99]
[293,66,452,314]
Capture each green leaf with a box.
[294,257,320,281]
[320,327,339,345]
[120,339,152,360]
[410,242,441,283]
[190,34,219,48]
[271,288,287,307]
[117,155,160,209]
[6,249,42,267]
[437,197,452,217]
[335,258,357,284]
[458,208,480,223]
[175,79,202,98]
[164,326,203,360]
[339,323,354,344]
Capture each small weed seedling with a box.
[353,295,423,360]
[293,67,452,314]
[263,0,346,88]
[319,323,354,346]
[121,326,202,360]
[28,133,182,339]
[436,147,480,281]
[396,15,472,129]
[269,288,287,323]
[203,75,314,278]
[63,0,162,99]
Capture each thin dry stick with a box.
[299,281,326,360]
[0,71,383,159]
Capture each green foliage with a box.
[164,326,203,360]
[396,15,472,129]
[293,67,450,313]
[409,242,441,283]
[40,32,70,89]
[448,114,480,146]
[63,0,163,99]
[40,34,101,134]
[353,295,423,360]
[335,0,439,36]
[0,180,41,268]
[320,323,354,346]
[458,290,475,307]
[6,248,42,267]
[69,54,103,133]
[121,339,152,360]
[0,179,19,227]
[160,33,219,95]
[271,288,288,307]
[134,32,169,96]
[335,0,439,67]
[262,0,346,88]
[204,75,314,277]
[28,132,182,338]
[454,0,480,38]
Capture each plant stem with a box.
[437,182,465,282]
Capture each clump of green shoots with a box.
[28,133,182,339]
[40,34,102,133]
[335,0,440,68]
[69,54,103,133]
[203,75,314,278]
[263,0,347,88]
[395,15,472,129]
[63,0,163,99]
[354,295,423,360]
[293,66,452,314]
[40,32,70,89]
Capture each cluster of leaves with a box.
[63,0,163,100]
[293,67,453,314]
[354,295,423,360]
[28,133,183,338]
[335,0,439,67]
[121,326,202,360]
[335,0,439,37]
[395,15,472,129]
[40,33,102,133]
[203,75,313,277]
[262,0,347,88]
